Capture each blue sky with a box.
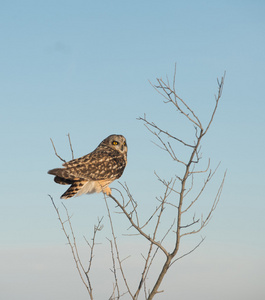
[1,1,265,299]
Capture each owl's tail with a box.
[48,168,79,182]
[48,168,86,199]
[60,181,87,199]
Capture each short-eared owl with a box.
[48,134,127,199]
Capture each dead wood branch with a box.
[49,66,226,300]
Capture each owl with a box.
[48,134,127,199]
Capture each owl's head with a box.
[101,134,128,155]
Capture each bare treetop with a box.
[49,67,226,300]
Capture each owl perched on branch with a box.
[48,134,127,199]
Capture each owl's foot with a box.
[103,186,112,196]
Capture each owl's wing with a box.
[62,153,91,168]
[62,149,126,181]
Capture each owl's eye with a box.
[112,141,119,145]
[123,142,126,146]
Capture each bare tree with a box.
[49,67,226,299]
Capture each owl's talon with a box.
[103,186,112,196]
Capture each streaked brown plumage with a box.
[48,134,127,199]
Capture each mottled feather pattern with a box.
[61,180,87,199]
[63,147,126,181]
[48,134,127,199]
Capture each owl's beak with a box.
[121,145,124,151]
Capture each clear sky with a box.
[1,1,264,299]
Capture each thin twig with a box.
[170,236,205,266]
[107,238,120,299]
[137,116,194,148]
[67,133,74,159]
[108,193,168,257]
[104,195,134,298]
[50,138,66,163]
[49,195,93,299]
[85,217,104,274]
[203,72,226,136]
